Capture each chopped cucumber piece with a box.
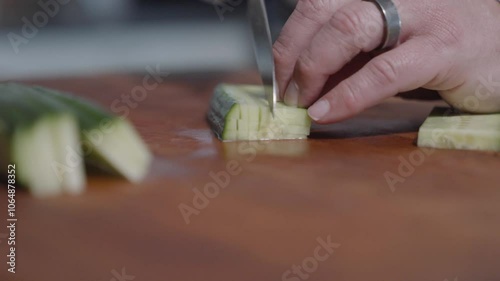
[50,115,86,194]
[0,84,85,197]
[1,82,153,197]
[207,84,312,141]
[31,85,153,183]
[418,107,500,151]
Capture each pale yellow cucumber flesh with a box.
[50,114,86,195]
[417,107,500,152]
[208,84,312,141]
[13,117,62,198]
[84,119,152,183]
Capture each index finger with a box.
[273,0,352,98]
[308,39,444,123]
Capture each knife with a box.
[247,0,278,116]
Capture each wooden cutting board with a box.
[1,72,500,281]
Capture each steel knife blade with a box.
[247,0,278,116]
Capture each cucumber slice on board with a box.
[30,85,153,183]
[207,84,312,141]
[0,84,84,197]
[418,107,500,152]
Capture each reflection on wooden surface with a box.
[222,139,310,159]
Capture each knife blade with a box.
[247,0,278,116]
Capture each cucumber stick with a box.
[27,85,153,183]
[0,84,85,197]
[1,82,152,197]
[208,84,312,141]
[418,107,500,151]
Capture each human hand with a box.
[273,0,500,123]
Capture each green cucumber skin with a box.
[32,85,116,131]
[207,84,237,140]
[0,84,55,133]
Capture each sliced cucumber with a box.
[0,84,84,197]
[418,107,500,151]
[207,84,312,141]
[1,82,153,196]
[31,85,153,182]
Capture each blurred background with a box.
[0,0,297,80]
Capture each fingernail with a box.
[284,81,299,106]
[308,99,330,121]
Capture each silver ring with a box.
[365,0,401,50]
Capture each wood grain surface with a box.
[1,72,500,281]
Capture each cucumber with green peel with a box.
[418,107,500,152]
[1,82,153,197]
[31,85,152,183]
[0,84,85,197]
[0,107,62,197]
[13,84,86,194]
[208,84,312,141]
